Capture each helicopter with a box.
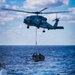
[2,7,71,32]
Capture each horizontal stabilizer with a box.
[55,26,64,29]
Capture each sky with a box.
[0,0,75,45]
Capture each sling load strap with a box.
[35,28,37,45]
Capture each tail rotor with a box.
[52,14,60,22]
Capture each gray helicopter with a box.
[2,7,71,32]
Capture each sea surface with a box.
[0,45,75,75]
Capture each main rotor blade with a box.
[2,8,71,15]
[41,11,71,14]
[39,7,48,12]
[2,8,35,13]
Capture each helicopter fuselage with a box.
[23,15,49,28]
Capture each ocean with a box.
[0,45,75,75]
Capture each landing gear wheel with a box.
[37,26,40,29]
[43,30,45,33]
[27,26,29,29]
